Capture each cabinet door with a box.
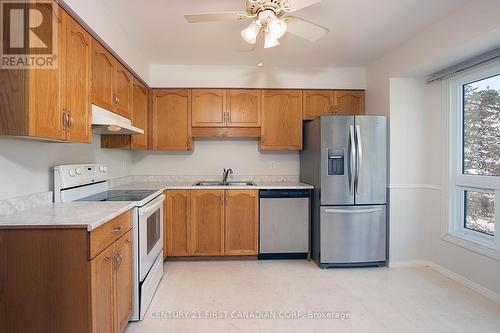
[62,12,92,143]
[92,40,115,111]
[333,90,365,115]
[166,190,191,257]
[131,79,149,150]
[115,230,133,333]
[261,90,303,150]
[190,190,224,256]
[226,89,261,127]
[224,190,259,255]
[114,63,133,119]
[27,4,64,140]
[192,89,226,127]
[91,245,115,333]
[153,89,192,151]
[303,90,333,120]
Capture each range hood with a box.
[92,104,144,135]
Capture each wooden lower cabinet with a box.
[164,189,258,258]
[114,231,134,332]
[190,190,225,256]
[165,190,191,258]
[91,244,116,333]
[224,190,259,255]
[0,211,134,333]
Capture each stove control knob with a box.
[103,166,108,173]
[75,167,82,175]
[68,169,76,177]
[99,165,106,173]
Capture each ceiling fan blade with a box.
[285,0,322,12]
[284,16,329,42]
[184,12,252,23]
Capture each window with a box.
[447,62,500,257]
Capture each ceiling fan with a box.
[184,0,329,50]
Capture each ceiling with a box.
[95,0,469,67]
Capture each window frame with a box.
[445,61,500,259]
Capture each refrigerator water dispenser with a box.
[328,149,344,175]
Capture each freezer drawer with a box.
[260,196,309,254]
[320,205,386,264]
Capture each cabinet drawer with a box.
[90,210,132,259]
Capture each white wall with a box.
[132,139,298,176]
[367,0,500,296]
[0,135,132,200]
[149,65,366,89]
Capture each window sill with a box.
[441,233,500,260]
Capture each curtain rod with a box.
[426,47,500,84]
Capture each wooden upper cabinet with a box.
[115,230,134,333]
[190,190,225,256]
[27,3,64,141]
[153,89,192,151]
[226,89,261,127]
[191,89,226,127]
[91,244,115,333]
[165,190,191,258]
[0,5,94,143]
[131,79,148,150]
[114,63,133,119]
[303,90,333,120]
[62,11,92,143]
[260,90,303,151]
[92,40,115,111]
[333,90,365,115]
[224,190,258,255]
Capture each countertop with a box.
[0,201,136,231]
[110,180,314,191]
[0,180,313,231]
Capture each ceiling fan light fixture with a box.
[241,20,261,44]
[264,30,280,48]
[267,16,287,39]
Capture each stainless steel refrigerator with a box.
[300,116,387,267]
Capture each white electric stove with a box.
[54,163,164,321]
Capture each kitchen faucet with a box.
[222,168,233,185]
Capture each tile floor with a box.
[125,260,500,333]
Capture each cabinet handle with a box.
[332,105,337,114]
[112,226,122,233]
[62,110,67,130]
[68,112,73,129]
[113,252,123,271]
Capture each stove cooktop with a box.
[77,190,157,202]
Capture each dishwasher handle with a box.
[259,189,311,198]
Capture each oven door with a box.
[138,194,165,281]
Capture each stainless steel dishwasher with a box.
[259,189,310,259]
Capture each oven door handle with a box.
[138,194,165,216]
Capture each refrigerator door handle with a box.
[324,207,384,214]
[349,125,356,195]
[355,125,363,193]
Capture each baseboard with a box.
[388,260,431,268]
[427,262,500,305]
[389,260,500,305]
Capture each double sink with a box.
[193,180,257,187]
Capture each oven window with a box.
[147,210,161,254]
